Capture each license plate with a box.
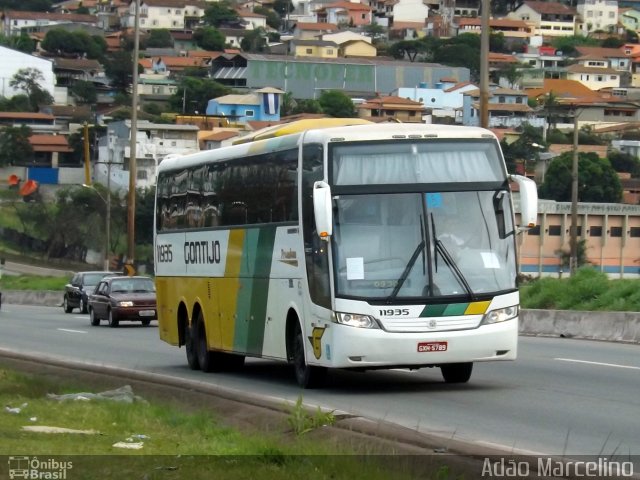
[417,341,447,352]
[139,310,155,317]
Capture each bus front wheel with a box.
[292,323,327,389]
[440,363,473,383]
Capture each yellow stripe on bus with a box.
[464,301,491,315]
[218,229,245,350]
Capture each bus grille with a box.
[379,316,482,333]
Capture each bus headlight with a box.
[482,306,518,325]
[334,312,379,329]
[118,301,134,307]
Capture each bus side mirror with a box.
[510,174,538,231]
[313,181,333,240]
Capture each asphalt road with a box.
[1,304,639,462]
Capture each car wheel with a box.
[80,297,88,314]
[89,308,99,326]
[292,322,327,389]
[141,319,151,327]
[185,321,200,371]
[108,309,119,328]
[63,296,72,314]
[441,363,473,383]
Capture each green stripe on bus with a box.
[233,230,258,353]
[420,303,470,317]
[233,227,277,355]
[247,226,277,355]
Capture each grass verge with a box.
[0,274,69,291]
[0,367,461,480]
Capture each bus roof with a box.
[232,118,373,145]
[157,122,499,173]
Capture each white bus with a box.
[154,120,538,388]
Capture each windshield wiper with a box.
[386,240,425,304]
[430,213,476,300]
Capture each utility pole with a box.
[126,0,140,276]
[570,107,579,275]
[105,159,112,271]
[479,0,490,128]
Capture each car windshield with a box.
[110,278,156,293]
[331,191,517,300]
[84,273,108,286]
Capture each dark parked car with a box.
[88,276,157,327]
[63,271,119,314]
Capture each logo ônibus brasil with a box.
[8,457,73,479]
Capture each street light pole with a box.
[127,0,141,275]
[479,0,490,128]
[570,107,579,275]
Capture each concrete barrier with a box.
[2,291,639,344]
[520,309,640,344]
[1,290,61,307]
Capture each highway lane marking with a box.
[555,358,640,371]
[57,328,87,334]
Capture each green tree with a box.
[71,80,97,104]
[147,29,174,48]
[293,98,323,114]
[104,51,140,90]
[0,33,35,53]
[551,35,599,56]
[0,94,31,112]
[203,2,239,27]
[254,6,281,30]
[0,125,33,167]
[169,77,230,114]
[9,67,53,110]
[500,124,544,173]
[608,150,640,177]
[0,0,53,11]
[41,29,106,59]
[318,90,355,117]
[280,92,296,116]
[240,28,267,52]
[433,43,480,80]
[135,187,156,246]
[273,0,294,16]
[539,152,622,203]
[496,63,523,88]
[193,27,226,51]
[601,36,624,48]
[388,39,426,62]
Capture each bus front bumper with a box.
[313,319,518,369]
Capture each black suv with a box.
[63,271,120,314]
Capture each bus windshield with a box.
[332,191,517,300]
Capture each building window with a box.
[548,225,561,236]
[630,227,640,237]
[499,96,505,103]
[245,110,254,117]
[528,225,540,235]
[516,96,523,104]
[590,226,602,237]
[175,9,180,13]
[137,170,147,180]
[610,226,623,237]
[326,49,334,54]
[306,48,313,54]
[361,13,366,19]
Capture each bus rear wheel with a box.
[292,322,327,389]
[440,363,473,383]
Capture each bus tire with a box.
[185,320,200,370]
[292,322,327,389]
[440,362,473,383]
[195,312,215,373]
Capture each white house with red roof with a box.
[0,10,99,36]
[292,21,339,39]
[507,1,577,37]
[315,1,372,26]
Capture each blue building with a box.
[206,87,284,125]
